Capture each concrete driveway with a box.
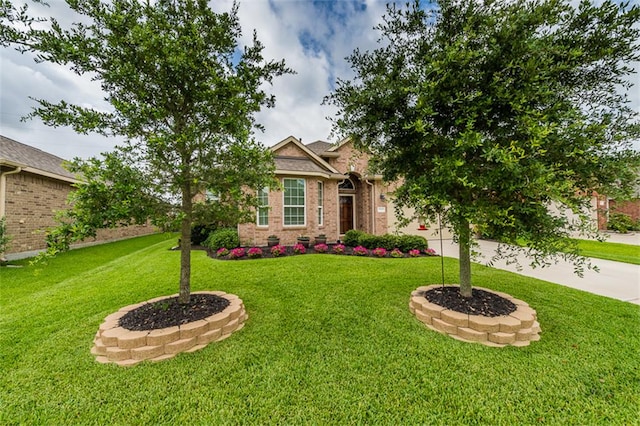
[434,236,640,305]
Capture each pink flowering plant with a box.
[373,247,387,257]
[293,243,306,254]
[228,247,245,259]
[313,243,329,253]
[247,247,263,259]
[332,243,345,254]
[270,244,286,257]
[216,247,229,257]
[425,248,437,256]
[352,245,368,256]
[408,249,421,257]
[391,248,404,258]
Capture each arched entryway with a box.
[338,177,356,235]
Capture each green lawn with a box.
[1,234,638,424]
[574,238,640,265]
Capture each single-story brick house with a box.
[0,135,155,259]
[238,136,447,246]
[595,193,640,230]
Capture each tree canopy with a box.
[328,0,640,296]
[3,0,292,303]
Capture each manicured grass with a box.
[1,234,638,424]
[574,239,640,265]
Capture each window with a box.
[205,190,220,202]
[317,181,324,226]
[339,178,355,191]
[283,178,305,226]
[257,187,269,226]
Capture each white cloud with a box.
[1,0,638,160]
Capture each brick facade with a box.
[3,170,155,256]
[238,137,396,247]
[608,199,640,225]
[595,194,640,231]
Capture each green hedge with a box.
[607,213,640,233]
[344,229,428,251]
[343,229,365,247]
[191,223,219,245]
[203,228,239,251]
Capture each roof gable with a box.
[271,136,341,177]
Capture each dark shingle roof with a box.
[274,156,333,175]
[305,140,332,155]
[0,135,76,180]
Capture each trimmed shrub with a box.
[357,233,381,249]
[203,228,239,251]
[378,234,400,250]
[607,213,639,233]
[351,231,427,251]
[396,234,428,252]
[343,229,364,247]
[191,223,218,245]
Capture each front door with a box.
[339,195,354,235]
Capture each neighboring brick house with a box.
[0,135,155,258]
[596,193,640,230]
[238,136,446,246]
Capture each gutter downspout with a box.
[0,166,22,218]
[1,166,22,260]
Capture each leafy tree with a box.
[328,0,640,297]
[4,0,291,303]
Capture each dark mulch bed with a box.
[119,294,230,331]
[424,285,517,317]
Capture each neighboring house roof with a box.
[0,135,78,183]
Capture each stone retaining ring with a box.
[409,285,541,347]
[91,291,247,366]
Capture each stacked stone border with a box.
[409,285,541,347]
[91,291,247,366]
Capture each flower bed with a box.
[210,244,440,260]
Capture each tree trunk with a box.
[458,218,472,298]
[179,183,192,305]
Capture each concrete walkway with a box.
[433,236,640,305]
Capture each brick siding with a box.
[609,199,640,223]
[3,170,155,255]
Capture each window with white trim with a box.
[283,178,306,226]
[317,181,324,226]
[206,190,220,202]
[257,187,269,226]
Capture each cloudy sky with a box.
[1,0,639,161]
